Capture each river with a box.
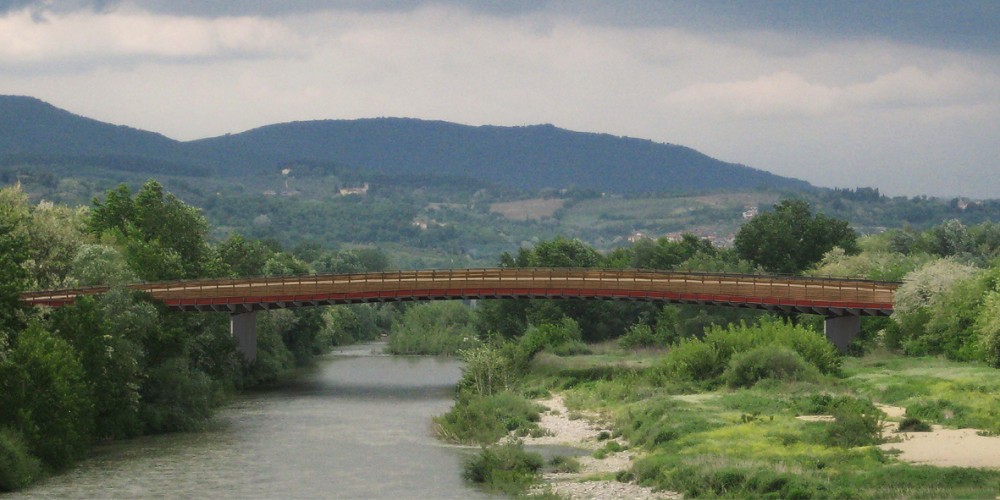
[12,343,495,499]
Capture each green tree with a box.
[735,199,859,274]
[630,234,715,270]
[218,234,274,277]
[0,321,94,469]
[89,181,221,280]
[50,296,144,440]
[0,185,30,336]
[23,202,87,289]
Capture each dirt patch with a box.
[490,198,565,221]
[880,425,1000,468]
[800,403,1000,469]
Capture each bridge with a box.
[21,268,898,360]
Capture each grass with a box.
[842,351,1000,433]
[517,345,1000,498]
[433,391,543,445]
[463,442,543,495]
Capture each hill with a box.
[188,118,811,193]
[0,95,810,194]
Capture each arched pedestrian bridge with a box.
[21,268,898,360]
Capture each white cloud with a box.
[660,71,841,117]
[0,6,304,65]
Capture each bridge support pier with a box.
[824,315,860,353]
[231,311,257,362]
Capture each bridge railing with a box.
[20,267,898,309]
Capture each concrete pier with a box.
[824,315,861,353]
[231,311,257,362]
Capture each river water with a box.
[13,343,494,499]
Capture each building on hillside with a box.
[339,183,370,196]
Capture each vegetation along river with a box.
[11,343,494,499]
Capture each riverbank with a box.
[484,345,1000,499]
[519,394,681,499]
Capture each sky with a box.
[1,1,998,198]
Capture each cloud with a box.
[0,6,305,67]
[1,2,998,197]
[661,72,840,117]
[661,65,1000,118]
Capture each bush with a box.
[519,318,585,358]
[434,391,541,445]
[0,322,94,469]
[140,358,213,433]
[660,317,839,384]
[387,302,479,355]
[458,340,522,396]
[723,346,822,388]
[660,336,721,382]
[898,417,932,432]
[0,428,42,492]
[825,398,885,447]
[463,442,543,495]
[643,458,825,499]
[619,324,664,349]
[547,455,581,473]
[975,291,1000,367]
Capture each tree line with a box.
[0,180,393,490]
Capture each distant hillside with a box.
[0,95,810,193]
[189,119,811,193]
[0,96,200,171]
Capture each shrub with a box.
[975,291,1000,367]
[387,302,479,355]
[660,317,839,384]
[723,346,821,388]
[458,340,522,396]
[660,336,720,382]
[0,428,42,492]
[898,417,932,432]
[825,398,885,447]
[547,455,581,473]
[519,317,585,358]
[619,323,667,349]
[140,357,213,433]
[434,391,541,445]
[463,442,543,495]
[0,322,94,469]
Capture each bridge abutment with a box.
[231,311,257,362]
[824,315,860,353]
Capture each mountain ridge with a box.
[0,95,811,194]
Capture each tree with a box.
[0,321,94,469]
[23,202,87,289]
[218,234,274,277]
[89,181,221,280]
[0,185,30,336]
[735,199,859,274]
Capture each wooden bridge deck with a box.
[21,268,897,317]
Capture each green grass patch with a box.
[547,455,582,473]
[463,442,543,495]
[843,353,1000,433]
[434,391,542,445]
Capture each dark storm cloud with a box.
[6,0,998,54]
[0,0,115,14]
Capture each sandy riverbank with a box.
[524,397,1000,499]
[519,394,681,500]
[796,403,1000,469]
